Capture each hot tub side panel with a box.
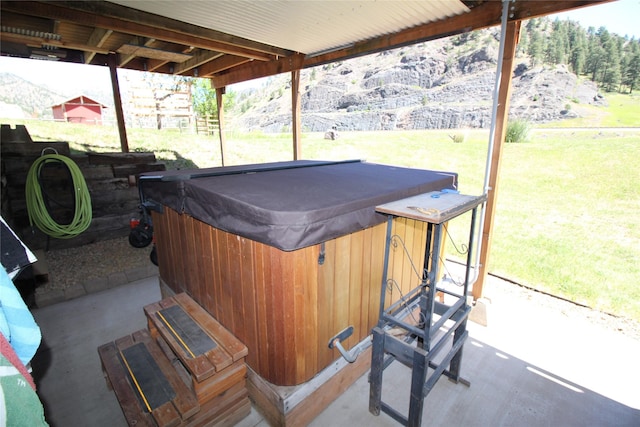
[152,207,428,386]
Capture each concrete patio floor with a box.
[30,274,640,427]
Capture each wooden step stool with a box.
[143,293,248,405]
[99,292,251,426]
[98,329,200,427]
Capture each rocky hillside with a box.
[231,29,605,132]
[0,28,606,131]
[0,73,66,119]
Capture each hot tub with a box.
[141,160,457,386]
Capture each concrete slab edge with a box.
[35,264,159,308]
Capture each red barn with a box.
[51,95,107,125]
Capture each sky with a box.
[0,0,638,94]
[552,0,639,38]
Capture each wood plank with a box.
[368,222,386,329]
[246,346,373,427]
[303,244,319,381]
[226,233,244,347]
[146,300,218,382]
[253,241,270,378]
[167,209,183,293]
[145,301,163,337]
[117,44,193,63]
[348,229,364,349]
[245,371,285,426]
[202,220,218,315]
[99,329,201,427]
[239,236,258,375]
[178,214,193,295]
[185,383,251,427]
[0,141,70,156]
[163,210,177,289]
[98,342,156,427]
[183,216,198,302]
[149,401,180,427]
[361,225,376,333]
[333,234,350,354]
[170,209,185,292]
[388,217,405,308]
[174,293,248,362]
[87,152,157,165]
[217,232,233,333]
[286,346,372,427]
[153,211,173,288]
[190,219,204,305]
[268,247,286,384]
[209,227,224,321]
[192,361,247,405]
[204,398,251,427]
[292,247,306,382]
[317,238,335,370]
[280,248,296,384]
[130,329,200,421]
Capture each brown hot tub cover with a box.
[140,160,457,251]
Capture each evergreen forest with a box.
[514,17,640,93]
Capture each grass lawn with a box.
[541,92,640,128]
[5,117,640,322]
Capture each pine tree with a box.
[517,27,529,57]
[585,33,605,82]
[600,33,622,90]
[567,21,587,74]
[528,30,545,67]
[623,50,640,93]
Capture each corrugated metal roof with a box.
[110,0,470,56]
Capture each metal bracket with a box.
[328,326,362,363]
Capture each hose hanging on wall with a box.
[25,151,92,239]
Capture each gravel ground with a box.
[485,275,640,342]
[40,236,153,290]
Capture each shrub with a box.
[505,119,530,143]
[449,133,466,143]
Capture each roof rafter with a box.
[1,1,290,61]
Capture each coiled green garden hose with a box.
[25,153,92,239]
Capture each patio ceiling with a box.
[0,1,610,88]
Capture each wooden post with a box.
[215,84,226,166]
[291,69,302,160]
[473,20,521,300]
[108,53,129,153]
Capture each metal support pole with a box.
[473,1,521,299]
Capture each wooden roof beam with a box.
[1,1,291,61]
[195,55,254,78]
[117,36,153,67]
[306,0,611,68]
[172,50,224,76]
[0,31,110,55]
[85,27,113,64]
[211,54,305,88]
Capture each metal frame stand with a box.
[369,192,485,426]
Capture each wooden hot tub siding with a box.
[153,207,428,386]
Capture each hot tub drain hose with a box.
[26,153,92,238]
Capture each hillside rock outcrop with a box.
[232,31,605,133]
